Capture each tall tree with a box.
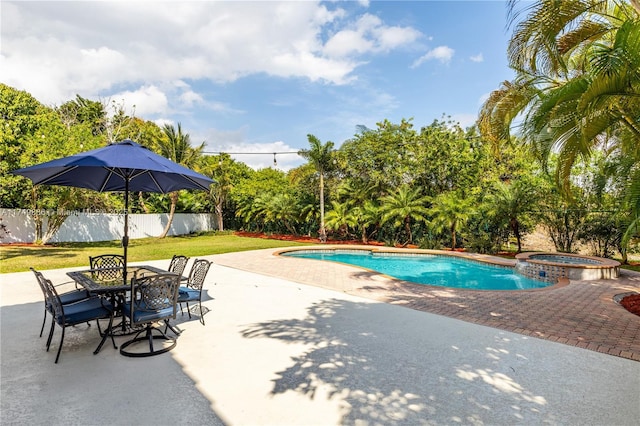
[479,0,640,249]
[200,154,250,231]
[325,200,358,239]
[480,0,640,179]
[428,191,472,250]
[156,123,205,238]
[298,134,334,242]
[379,185,429,246]
[58,95,106,135]
[484,180,539,253]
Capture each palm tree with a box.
[236,195,268,232]
[379,185,429,246]
[485,180,538,253]
[335,180,380,243]
[298,134,334,242]
[352,200,382,244]
[429,191,472,250]
[263,193,300,235]
[156,123,205,238]
[325,200,358,239]
[479,0,640,250]
[480,0,640,186]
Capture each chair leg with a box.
[199,300,205,325]
[54,327,65,363]
[46,321,55,351]
[40,309,47,337]
[164,320,181,336]
[186,302,192,319]
[145,327,154,353]
[93,314,117,355]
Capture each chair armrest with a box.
[54,280,82,289]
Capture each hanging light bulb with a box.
[273,153,277,166]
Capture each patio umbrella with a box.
[12,139,215,277]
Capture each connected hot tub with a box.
[515,252,620,283]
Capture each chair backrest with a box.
[128,273,180,325]
[186,259,212,291]
[168,255,190,276]
[31,267,47,299]
[89,254,125,282]
[37,272,64,323]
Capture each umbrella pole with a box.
[123,180,129,285]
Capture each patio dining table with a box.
[67,265,176,347]
[67,265,170,294]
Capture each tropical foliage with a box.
[479,0,640,255]
[2,0,639,260]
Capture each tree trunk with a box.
[405,216,413,244]
[138,191,150,214]
[215,201,224,231]
[41,213,69,244]
[511,217,522,253]
[34,214,43,244]
[319,171,327,243]
[159,191,178,238]
[450,220,457,250]
[361,225,368,244]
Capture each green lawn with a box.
[0,232,311,273]
[3,233,638,274]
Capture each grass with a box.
[0,232,312,273]
[4,231,638,274]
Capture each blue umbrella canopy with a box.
[12,139,215,276]
[12,139,213,193]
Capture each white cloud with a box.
[411,46,455,68]
[202,137,303,171]
[323,13,421,58]
[0,1,420,107]
[451,113,478,129]
[111,85,169,117]
[478,92,491,105]
[179,90,204,108]
[470,53,484,62]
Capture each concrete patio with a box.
[1,248,639,425]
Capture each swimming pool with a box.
[282,249,551,291]
[515,252,620,282]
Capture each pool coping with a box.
[274,245,518,267]
[274,245,569,292]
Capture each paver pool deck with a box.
[1,246,639,425]
[215,246,640,361]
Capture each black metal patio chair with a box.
[39,271,116,363]
[119,273,181,357]
[31,268,94,338]
[168,254,190,278]
[177,259,212,325]
[88,254,125,282]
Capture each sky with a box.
[1,0,517,170]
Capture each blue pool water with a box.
[283,250,550,290]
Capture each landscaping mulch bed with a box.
[234,231,385,246]
[621,294,640,316]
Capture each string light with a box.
[203,150,300,167]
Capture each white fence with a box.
[0,208,217,243]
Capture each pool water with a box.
[284,250,550,290]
